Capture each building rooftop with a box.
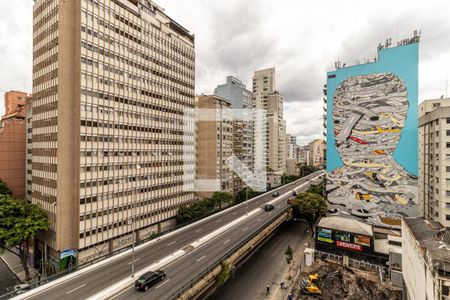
[318,216,373,237]
[404,217,450,274]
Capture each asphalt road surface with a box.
[208,221,308,300]
[0,259,19,294]
[20,172,322,300]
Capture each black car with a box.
[264,204,275,211]
[135,270,166,291]
[292,190,298,196]
[272,191,280,197]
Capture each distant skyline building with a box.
[195,95,234,198]
[214,76,254,192]
[285,134,296,160]
[0,91,31,198]
[326,34,420,228]
[418,97,450,226]
[32,0,195,270]
[296,139,324,167]
[252,68,286,188]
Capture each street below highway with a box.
[16,172,322,300]
[208,221,309,300]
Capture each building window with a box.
[446,215,450,221]
[433,103,441,108]
[446,191,450,197]
[447,118,450,124]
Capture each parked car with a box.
[272,191,280,197]
[264,204,275,211]
[292,190,298,197]
[287,198,293,205]
[135,270,166,291]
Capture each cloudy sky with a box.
[1,0,449,144]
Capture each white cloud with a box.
[1,0,450,142]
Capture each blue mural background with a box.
[326,43,419,176]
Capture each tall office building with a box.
[195,95,233,198]
[214,76,254,193]
[32,0,195,270]
[252,68,286,188]
[418,97,450,226]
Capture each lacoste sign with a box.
[336,240,362,252]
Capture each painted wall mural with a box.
[326,43,419,228]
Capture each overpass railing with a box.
[167,205,292,300]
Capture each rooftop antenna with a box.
[396,29,399,45]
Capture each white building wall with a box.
[402,220,427,300]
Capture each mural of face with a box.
[333,73,408,160]
[327,72,418,228]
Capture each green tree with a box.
[211,191,233,210]
[217,261,231,284]
[291,192,327,226]
[234,188,260,204]
[285,245,293,264]
[0,180,12,195]
[306,185,325,196]
[299,164,319,177]
[0,194,50,281]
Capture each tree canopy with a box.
[0,194,50,280]
[0,180,12,195]
[291,192,327,225]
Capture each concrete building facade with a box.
[297,139,325,167]
[195,95,234,198]
[402,217,450,300]
[0,91,31,198]
[252,68,286,188]
[32,0,195,270]
[214,76,254,193]
[418,98,450,226]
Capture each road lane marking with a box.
[224,239,230,244]
[155,279,170,290]
[66,284,86,295]
[242,227,248,232]
[167,241,176,247]
[196,255,206,262]
[127,258,141,265]
[17,174,326,300]
[195,228,202,233]
[216,218,222,223]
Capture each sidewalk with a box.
[269,232,312,300]
[0,251,39,283]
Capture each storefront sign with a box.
[336,240,362,251]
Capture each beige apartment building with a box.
[297,139,325,168]
[195,95,234,198]
[252,68,286,188]
[32,0,195,270]
[418,97,450,226]
[214,76,254,194]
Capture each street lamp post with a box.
[245,187,249,216]
[130,165,141,278]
